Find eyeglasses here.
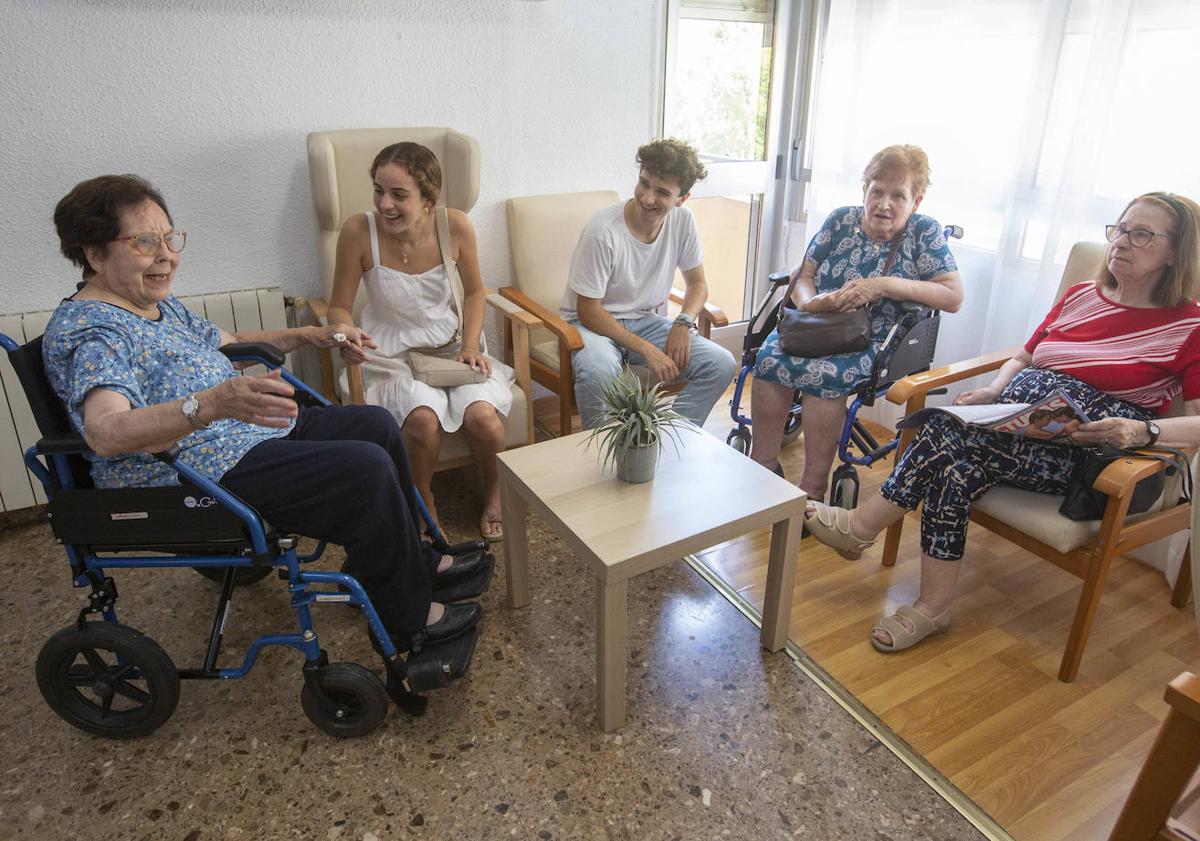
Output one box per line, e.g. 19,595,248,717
112,230,187,255
1105,224,1174,248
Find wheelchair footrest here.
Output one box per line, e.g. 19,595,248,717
432,553,494,603
404,625,479,694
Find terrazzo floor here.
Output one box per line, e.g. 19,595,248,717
0,466,985,841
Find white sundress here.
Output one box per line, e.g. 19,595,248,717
351,209,515,431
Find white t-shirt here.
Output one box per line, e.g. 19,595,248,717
560,201,704,321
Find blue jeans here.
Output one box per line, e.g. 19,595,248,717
571,315,737,428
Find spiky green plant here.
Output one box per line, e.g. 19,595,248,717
584,366,689,474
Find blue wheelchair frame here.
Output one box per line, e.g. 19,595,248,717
4,333,477,736
726,225,961,507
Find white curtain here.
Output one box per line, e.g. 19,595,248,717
797,0,1200,383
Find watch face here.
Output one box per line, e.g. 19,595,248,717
182,395,198,415
1150,421,1161,435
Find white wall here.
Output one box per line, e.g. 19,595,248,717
0,0,663,313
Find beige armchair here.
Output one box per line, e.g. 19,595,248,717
881,242,1193,682
305,127,535,469
501,190,728,436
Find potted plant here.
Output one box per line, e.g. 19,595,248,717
584,366,690,483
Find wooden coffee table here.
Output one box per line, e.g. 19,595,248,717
498,426,806,730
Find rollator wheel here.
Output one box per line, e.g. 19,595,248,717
726,427,752,455
192,566,273,586
829,465,860,510
300,662,389,738
781,408,803,447
36,622,179,739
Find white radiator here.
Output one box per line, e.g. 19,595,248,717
0,287,293,514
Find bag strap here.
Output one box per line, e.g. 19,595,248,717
434,206,465,343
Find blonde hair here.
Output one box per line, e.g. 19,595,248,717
1097,192,1200,307
862,144,930,197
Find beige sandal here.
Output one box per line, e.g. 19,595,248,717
804,501,875,560
870,604,952,653
480,510,504,543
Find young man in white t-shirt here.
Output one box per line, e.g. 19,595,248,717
560,138,738,428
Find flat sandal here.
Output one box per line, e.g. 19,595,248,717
804,501,875,560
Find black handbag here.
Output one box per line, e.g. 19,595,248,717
1058,445,1190,521
775,235,899,358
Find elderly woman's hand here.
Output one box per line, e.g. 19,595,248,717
209,369,299,429
1070,417,1155,449
318,324,376,365
456,347,492,377
835,277,892,308
954,386,1001,406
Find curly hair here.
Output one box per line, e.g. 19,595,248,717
862,145,931,197
1097,192,1200,307
369,142,442,206
54,174,172,280
636,138,708,195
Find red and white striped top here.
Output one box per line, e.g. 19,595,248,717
1025,282,1200,414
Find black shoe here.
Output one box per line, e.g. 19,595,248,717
420,601,482,643
432,549,488,585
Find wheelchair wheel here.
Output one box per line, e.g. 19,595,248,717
36,622,179,739
726,426,751,455
301,662,389,738
781,409,803,447
192,565,273,586
829,464,860,510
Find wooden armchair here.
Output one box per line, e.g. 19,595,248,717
304,127,535,470
880,242,1193,682
501,191,728,436
1108,672,1200,841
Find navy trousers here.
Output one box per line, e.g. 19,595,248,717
221,404,432,642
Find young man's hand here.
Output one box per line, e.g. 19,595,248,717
665,323,693,370
642,345,680,383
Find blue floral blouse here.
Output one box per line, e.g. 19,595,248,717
754,206,958,399
42,295,293,488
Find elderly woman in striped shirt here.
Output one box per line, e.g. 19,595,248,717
804,192,1200,653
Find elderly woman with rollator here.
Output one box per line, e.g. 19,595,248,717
805,191,1200,652
750,145,964,501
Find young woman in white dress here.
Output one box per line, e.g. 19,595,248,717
328,143,515,541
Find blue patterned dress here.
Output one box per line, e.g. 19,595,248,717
753,207,958,399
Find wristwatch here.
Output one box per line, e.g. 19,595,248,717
181,393,210,430
1144,419,1161,446
673,313,697,332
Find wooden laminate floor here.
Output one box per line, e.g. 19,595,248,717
686,391,1199,841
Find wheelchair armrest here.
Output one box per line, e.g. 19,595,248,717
220,342,286,367
768,271,791,286
36,432,90,455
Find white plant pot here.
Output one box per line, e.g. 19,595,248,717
615,441,659,484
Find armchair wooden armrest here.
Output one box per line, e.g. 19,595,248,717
886,345,1020,410
668,287,729,337
486,292,536,444
1093,450,1186,500
309,296,330,324
498,286,583,351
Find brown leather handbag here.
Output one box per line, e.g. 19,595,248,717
775,235,900,358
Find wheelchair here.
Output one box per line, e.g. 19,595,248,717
727,225,962,509
2,333,491,740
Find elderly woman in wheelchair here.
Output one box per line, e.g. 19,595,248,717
805,191,1200,653
26,174,491,737
749,145,963,504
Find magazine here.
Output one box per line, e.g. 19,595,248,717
897,389,1091,441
